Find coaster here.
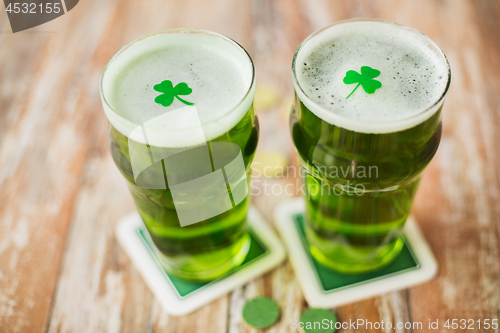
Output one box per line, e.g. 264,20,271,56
274,198,438,308
116,207,286,316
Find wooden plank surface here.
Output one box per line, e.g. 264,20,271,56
0,0,499,332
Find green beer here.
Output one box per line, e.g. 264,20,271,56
101,30,258,281
291,20,450,273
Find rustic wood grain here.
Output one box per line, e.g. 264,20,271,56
0,0,499,332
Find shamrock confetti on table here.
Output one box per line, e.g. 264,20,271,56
154,80,194,107
343,66,382,99
299,308,338,333
242,296,280,329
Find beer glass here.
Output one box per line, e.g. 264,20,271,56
100,30,258,281
290,20,450,273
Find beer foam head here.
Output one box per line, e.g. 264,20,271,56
101,30,255,147
294,20,450,133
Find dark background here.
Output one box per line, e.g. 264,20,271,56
4,0,78,32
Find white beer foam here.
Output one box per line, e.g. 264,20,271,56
101,30,254,147
294,21,449,134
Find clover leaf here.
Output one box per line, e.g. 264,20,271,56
343,66,382,99
154,80,194,107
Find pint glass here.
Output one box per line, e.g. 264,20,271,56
100,30,258,281
290,20,450,273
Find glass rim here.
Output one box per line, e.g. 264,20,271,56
291,19,451,133
99,28,256,130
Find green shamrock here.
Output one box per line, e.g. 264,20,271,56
154,80,194,107
343,66,382,99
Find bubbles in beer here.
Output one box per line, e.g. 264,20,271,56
102,32,254,144
295,21,449,133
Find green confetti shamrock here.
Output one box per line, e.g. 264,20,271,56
154,80,194,107
343,66,382,99
242,296,280,329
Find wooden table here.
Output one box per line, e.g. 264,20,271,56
1,0,499,332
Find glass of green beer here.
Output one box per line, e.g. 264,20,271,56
100,29,258,281
290,20,450,273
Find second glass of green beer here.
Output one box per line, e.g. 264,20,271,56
290,20,450,273
100,29,258,281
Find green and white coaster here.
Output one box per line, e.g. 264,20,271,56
274,198,438,308
116,207,285,316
